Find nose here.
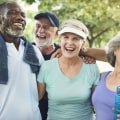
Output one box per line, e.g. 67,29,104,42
67,39,74,44
15,12,26,24
38,27,45,33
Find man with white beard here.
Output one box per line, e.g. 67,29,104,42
34,12,60,120
34,12,60,61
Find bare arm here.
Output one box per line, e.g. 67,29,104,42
37,82,46,100
80,48,108,62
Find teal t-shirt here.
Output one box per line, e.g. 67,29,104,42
37,58,100,120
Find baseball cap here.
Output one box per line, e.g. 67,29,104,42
34,12,59,28
58,19,89,40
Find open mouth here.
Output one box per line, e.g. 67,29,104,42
36,33,47,40
13,23,24,30
65,47,75,51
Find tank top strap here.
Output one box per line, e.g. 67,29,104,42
101,71,112,82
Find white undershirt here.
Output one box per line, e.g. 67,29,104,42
0,40,44,120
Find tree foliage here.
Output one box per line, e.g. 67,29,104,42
1,0,120,48
37,0,120,48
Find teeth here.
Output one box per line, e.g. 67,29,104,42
40,35,46,37
36,33,46,37
66,47,74,51
65,47,75,51
14,23,22,28
36,32,40,36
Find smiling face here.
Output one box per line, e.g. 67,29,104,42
34,18,57,48
1,2,26,38
59,32,85,59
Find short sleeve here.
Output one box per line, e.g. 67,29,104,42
37,61,46,84
92,64,100,86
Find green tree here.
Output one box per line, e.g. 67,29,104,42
34,0,120,48
1,0,120,48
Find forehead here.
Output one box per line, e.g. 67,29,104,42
4,2,23,13
36,18,51,25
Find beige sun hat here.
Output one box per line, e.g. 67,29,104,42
58,19,89,40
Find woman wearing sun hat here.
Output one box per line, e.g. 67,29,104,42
37,19,100,120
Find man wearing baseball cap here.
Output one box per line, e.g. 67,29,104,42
34,12,60,120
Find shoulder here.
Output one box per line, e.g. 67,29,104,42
42,58,57,65
82,62,100,76
32,45,44,64
100,71,112,79
40,58,58,71
83,62,99,69
54,43,60,49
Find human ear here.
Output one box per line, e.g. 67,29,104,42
81,40,85,49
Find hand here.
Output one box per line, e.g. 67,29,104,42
81,47,88,53
83,56,96,64
50,48,62,59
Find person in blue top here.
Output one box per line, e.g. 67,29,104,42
37,19,100,120
34,12,96,120
92,33,120,120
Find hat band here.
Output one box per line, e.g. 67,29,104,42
58,27,87,40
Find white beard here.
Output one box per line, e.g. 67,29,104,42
6,27,23,38
35,37,54,48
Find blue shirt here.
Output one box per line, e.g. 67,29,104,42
92,71,115,120
37,58,100,120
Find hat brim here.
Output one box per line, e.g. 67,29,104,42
58,27,87,40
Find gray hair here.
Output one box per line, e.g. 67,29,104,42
105,33,120,67
0,2,19,16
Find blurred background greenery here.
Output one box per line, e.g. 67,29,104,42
1,0,120,48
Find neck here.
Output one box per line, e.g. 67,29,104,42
113,61,120,73
113,67,120,76
39,45,55,55
1,32,20,49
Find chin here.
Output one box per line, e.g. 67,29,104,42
6,28,23,37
